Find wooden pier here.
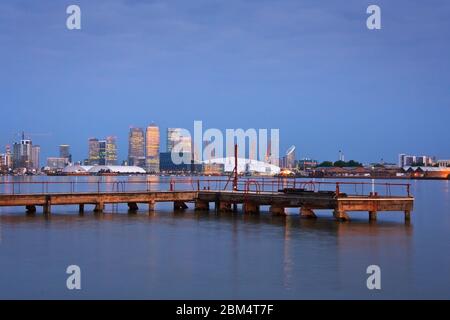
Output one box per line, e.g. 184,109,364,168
0,179,414,222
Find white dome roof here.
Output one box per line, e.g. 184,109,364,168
63,165,93,173
203,157,280,175
88,166,146,174
63,165,146,174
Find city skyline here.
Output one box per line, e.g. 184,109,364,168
1,124,450,168
1,1,449,164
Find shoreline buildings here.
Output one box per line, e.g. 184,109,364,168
398,153,435,167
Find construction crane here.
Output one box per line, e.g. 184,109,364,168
13,131,52,141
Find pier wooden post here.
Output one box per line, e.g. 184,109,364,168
270,205,286,216
43,204,51,215
369,211,377,221
43,196,51,215
195,200,209,211
174,201,188,211
79,204,85,214
404,210,411,221
94,202,104,213
333,210,349,221
243,202,259,214
148,201,155,213
300,207,317,219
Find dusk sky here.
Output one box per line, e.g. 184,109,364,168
1,0,449,164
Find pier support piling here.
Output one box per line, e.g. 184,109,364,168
94,202,104,213
300,207,317,219
333,210,349,221
128,202,139,213
404,210,411,222
243,202,259,215
369,211,377,221
195,200,209,211
270,205,286,216
26,205,36,214
174,201,188,211
218,201,232,212
43,204,51,215
148,201,155,213
79,204,85,214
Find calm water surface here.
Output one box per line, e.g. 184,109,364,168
0,176,449,299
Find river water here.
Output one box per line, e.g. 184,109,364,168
0,176,449,299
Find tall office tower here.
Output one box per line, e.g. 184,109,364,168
59,145,72,164
146,124,160,173
285,145,296,169
12,133,33,169
128,127,145,167
167,128,192,153
98,140,107,165
105,136,118,166
88,138,100,165
0,153,5,170
31,145,41,171
5,145,12,169
398,154,407,167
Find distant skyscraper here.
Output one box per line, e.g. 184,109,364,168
128,127,145,168
99,140,107,165
167,128,192,153
146,124,160,173
59,145,72,164
105,136,118,166
31,145,41,171
0,153,6,171
88,138,100,165
5,145,12,169
285,145,296,169
13,133,33,170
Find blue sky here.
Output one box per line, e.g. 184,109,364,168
1,0,449,164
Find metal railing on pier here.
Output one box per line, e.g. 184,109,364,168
0,177,411,198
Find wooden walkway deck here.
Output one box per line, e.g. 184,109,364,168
0,186,414,221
